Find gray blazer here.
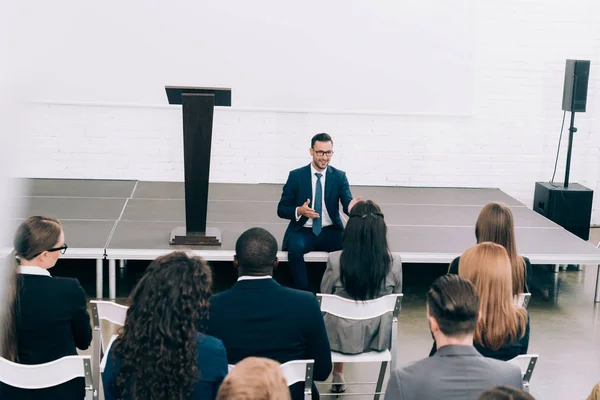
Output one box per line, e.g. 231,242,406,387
384,345,523,400
320,251,402,354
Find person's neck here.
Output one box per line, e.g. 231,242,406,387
434,333,474,349
238,270,273,278
19,260,49,269
312,162,326,173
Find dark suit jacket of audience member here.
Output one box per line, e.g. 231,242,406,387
207,278,332,400
0,273,93,400
430,314,530,361
385,345,523,400
277,164,353,250
448,256,533,293
103,334,228,400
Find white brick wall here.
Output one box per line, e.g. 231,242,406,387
17,0,600,224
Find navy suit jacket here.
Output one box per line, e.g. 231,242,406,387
277,164,353,250
207,278,332,399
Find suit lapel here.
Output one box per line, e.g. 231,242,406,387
303,164,313,203
324,167,334,209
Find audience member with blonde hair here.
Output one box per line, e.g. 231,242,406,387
587,382,600,400
479,385,536,400
217,357,291,400
449,202,532,295
433,242,530,361
385,275,522,400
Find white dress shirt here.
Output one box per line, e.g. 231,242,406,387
295,164,333,229
237,275,273,281
19,265,51,276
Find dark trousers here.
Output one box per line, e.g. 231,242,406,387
287,226,343,290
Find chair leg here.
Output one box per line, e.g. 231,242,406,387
594,265,600,303
91,329,101,400
373,361,388,400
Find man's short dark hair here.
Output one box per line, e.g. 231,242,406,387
235,228,278,273
311,133,333,148
426,275,479,337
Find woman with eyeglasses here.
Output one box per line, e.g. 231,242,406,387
0,216,92,399
320,200,402,393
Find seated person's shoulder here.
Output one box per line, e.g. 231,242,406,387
50,276,86,295
289,165,309,176
394,357,434,381
482,355,522,375
277,285,319,302
197,333,226,353
328,165,346,177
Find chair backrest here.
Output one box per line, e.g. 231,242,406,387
280,359,314,387
100,334,119,373
89,300,129,399
0,355,93,393
90,301,128,327
515,293,531,308
317,293,402,372
507,354,538,387
316,294,403,320
227,359,314,400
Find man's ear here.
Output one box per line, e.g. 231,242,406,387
233,255,239,269
428,316,440,333
309,147,314,156
273,257,279,272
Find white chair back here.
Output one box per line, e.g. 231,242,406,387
227,359,314,400
317,293,403,400
317,294,402,320
507,354,539,391
0,355,95,399
280,359,314,386
90,300,128,327
515,293,531,308
89,300,128,399
100,334,119,373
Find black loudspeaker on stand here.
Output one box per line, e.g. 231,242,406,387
533,60,593,241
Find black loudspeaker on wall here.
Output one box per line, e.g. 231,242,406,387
562,59,590,112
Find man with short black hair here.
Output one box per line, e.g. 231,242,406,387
384,275,523,400
277,133,360,290
208,227,332,400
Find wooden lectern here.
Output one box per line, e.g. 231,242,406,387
165,86,232,245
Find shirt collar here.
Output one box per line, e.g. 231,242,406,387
237,275,273,282
310,164,327,177
19,266,51,277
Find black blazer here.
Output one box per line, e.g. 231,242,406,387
448,255,533,293
430,314,530,362
0,273,93,400
207,278,332,400
277,164,353,250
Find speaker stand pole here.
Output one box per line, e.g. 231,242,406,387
563,111,577,188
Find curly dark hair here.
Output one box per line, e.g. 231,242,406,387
112,251,213,400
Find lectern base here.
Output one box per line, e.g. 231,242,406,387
169,227,222,246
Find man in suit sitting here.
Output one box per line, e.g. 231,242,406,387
277,133,360,290
207,227,332,400
384,275,523,400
